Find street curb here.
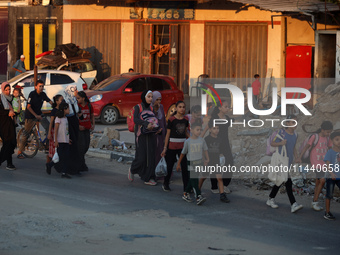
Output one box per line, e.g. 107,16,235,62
87,148,135,162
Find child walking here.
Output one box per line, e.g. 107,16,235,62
77,91,95,172
251,74,261,104
161,101,189,191
323,131,340,220
267,115,303,213
11,88,22,126
177,122,208,205
209,100,233,194
298,121,333,211
199,123,230,203
46,102,72,179
46,94,63,170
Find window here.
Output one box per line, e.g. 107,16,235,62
125,78,147,93
60,65,72,71
51,74,74,85
94,77,128,91
148,77,171,91
19,73,46,87
71,63,84,73
84,62,94,72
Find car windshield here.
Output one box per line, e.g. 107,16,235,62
8,72,28,83
93,77,128,91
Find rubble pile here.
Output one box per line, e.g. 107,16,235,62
37,43,92,67
296,82,340,137
90,127,135,156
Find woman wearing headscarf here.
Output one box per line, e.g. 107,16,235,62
128,90,157,185
0,82,16,170
152,91,166,167
63,85,81,175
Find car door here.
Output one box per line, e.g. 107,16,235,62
121,77,147,117
70,62,96,86
15,73,47,110
80,62,97,86
44,73,76,110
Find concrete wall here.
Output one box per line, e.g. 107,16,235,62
287,17,340,46
121,21,134,73
189,23,204,83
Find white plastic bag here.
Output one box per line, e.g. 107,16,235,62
268,146,289,186
155,157,167,177
220,155,225,166
52,151,59,163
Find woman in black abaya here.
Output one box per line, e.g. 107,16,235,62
0,82,16,170
128,90,157,185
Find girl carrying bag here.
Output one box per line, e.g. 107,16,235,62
268,145,289,186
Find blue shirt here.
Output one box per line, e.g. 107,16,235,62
275,130,297,165
12,59,26,76
323,148,340,180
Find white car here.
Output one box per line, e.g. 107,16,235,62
7,70,86,111
40,59,97,88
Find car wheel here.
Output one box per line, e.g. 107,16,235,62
100,105,119,125
166,104,176,121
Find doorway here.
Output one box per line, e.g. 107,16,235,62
152,25,170,75
314,30,339,103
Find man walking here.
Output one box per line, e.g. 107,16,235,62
12,55,26,76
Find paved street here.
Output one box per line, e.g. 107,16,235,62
0,151,339,255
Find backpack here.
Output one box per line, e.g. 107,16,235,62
266,128,298,156
299,133,322,163
127,104,142,132
127,104,159,133
266,129,286,156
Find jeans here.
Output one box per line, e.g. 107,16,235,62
326,179,340,199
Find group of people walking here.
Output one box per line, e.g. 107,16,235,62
0,80,94,179
2,81,339,220
127,90,340,220
128,90,234,205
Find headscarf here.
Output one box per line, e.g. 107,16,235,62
1,82,13,110
151,91,164,120
151,91,161,106
64,85,79,115
141,90,152,108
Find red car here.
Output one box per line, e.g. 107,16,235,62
85,73,184,124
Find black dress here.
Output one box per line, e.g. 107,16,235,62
0,98,16,166
130,102,156,182
210,114,233,189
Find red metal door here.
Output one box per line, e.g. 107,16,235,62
286,46,312,98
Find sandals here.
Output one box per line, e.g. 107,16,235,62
17,153,25,159
144,180,157,186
